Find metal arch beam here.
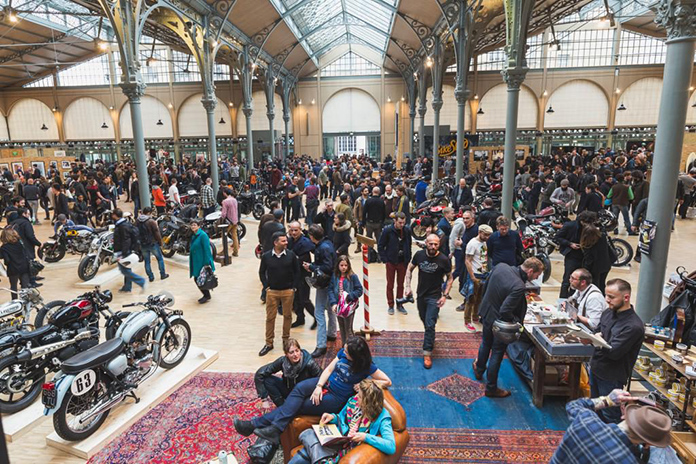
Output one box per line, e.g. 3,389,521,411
214,0,237,42
390,37,423,69
0,33,68,65
249,17,285,63
395,12,434,54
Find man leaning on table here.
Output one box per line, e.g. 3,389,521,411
589,278,644,424
565,268,607,330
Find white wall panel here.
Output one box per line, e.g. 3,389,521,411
178,94,233,137
0,113,8,141
64,97,115,140
119,96,173,139
236,91,291,136
614,77,662,127
544,80,609,128
423,85,472,131
8,99,59,141
477,84,538,130
322,88,380,133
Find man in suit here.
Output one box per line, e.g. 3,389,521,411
473,257,544,397
450,178,474,211
556,211,597,298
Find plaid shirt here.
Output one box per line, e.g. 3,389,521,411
550,398,640,464
201,184,215,209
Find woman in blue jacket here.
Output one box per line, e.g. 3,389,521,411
189,219,215,304
289,379,396,464
328,255,363,343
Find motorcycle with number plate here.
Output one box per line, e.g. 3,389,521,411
0,287,65,334
0,288,114,414
43,292,191,441
77,227,115,281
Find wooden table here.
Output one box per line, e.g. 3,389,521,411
524,323,592,408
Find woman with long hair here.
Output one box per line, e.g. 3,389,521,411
289,379,397,464
580,224,614,293
332,213,352,256
0,228,31,298
329,255,363,343
189,219,215,304
234,336,391,445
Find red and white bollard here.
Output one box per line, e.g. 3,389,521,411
357,243,380,340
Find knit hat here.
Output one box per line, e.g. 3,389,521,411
479,224,493,234
624,404,672,448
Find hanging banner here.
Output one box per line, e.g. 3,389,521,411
639,220,657,255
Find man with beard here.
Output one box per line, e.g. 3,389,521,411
287,222,316,329
589,279,644,423
404,234,453,369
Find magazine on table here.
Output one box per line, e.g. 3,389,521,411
312,423,351,447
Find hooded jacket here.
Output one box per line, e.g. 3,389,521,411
137,214,162,246
333,220,352,256
253,349,322,399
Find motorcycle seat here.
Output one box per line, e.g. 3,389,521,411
525,213,553,220
14,323,55,342
61,338,124,374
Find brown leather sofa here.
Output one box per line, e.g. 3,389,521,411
280,390,409,464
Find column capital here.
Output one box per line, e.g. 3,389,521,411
242,107,253,118
283,113,290,123
267,110,275,121
120,81,146,102
201,96,217,112
655,0,696,41
454,85,471,103
501,66,528,90
418,106,427,117
431,99,444,112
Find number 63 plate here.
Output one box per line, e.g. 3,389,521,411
71,369,97,396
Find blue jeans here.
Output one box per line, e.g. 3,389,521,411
118,263,146,291
314,287,337,350
590,373,624,424
261,376,292,406
475,321,508,393
611,205,632,232
452,249,465,287
417,297,440,355
141,244,166,280
251,378,348,432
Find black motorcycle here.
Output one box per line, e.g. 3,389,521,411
160,216,218,259
0,288,114,413
238,190,265,220
597,210,634,267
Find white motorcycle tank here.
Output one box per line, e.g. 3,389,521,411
106,354,128,376
0,301,22,318
116,310,158,344
205,211,221,221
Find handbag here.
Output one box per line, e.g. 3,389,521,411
196,265,218,290
247,437,278,464
336,277,359,318
306,269,330,289
29,259,44,277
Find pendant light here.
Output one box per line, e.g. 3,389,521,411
477,107,484,115
41,124,48,131
101,122,109,129
618,103,627,111
546,106,555,114
219,117,226,124
156,119,164,126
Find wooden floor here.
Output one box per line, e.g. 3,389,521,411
7,199,696,463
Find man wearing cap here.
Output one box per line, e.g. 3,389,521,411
550,178,576,213
462,224,492,333
551,389,671,464
590,278,645,424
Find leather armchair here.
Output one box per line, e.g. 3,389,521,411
280,390,409,464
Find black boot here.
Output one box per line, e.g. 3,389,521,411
254,425,281,445
291,319,305,328
234,418,255,437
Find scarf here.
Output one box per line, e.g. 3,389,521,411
282,353,304,381
326,395,374,464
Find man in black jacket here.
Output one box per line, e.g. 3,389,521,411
52,183,70,223
450,178,474,211
112,208,146,293
589,279,644,423
364,187,386,244
11,208,42,286
23,179,40,224
313,200,336,242
474,258,544,397
378,212,412,315
477,198,501,229
260,209,286,256
288,221,315,329
556,211,597,298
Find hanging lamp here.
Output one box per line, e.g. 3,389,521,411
546,106,555,114
618,103,626,111
477,107,484,115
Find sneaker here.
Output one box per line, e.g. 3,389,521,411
423,355,432,369
455,304,466,312
198,296,211,304
119,288,131,293
485,388,511,398
397,305,408,315
161,273,169,280
465,323,476,333
148,276,155,283
388,307,395,315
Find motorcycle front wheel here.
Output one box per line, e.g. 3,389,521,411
54,378,110,441
40,242,66,263
538,253,552,283
0,356,44,414
34,300,67,328
610,238,634,267
158,318,192,369
77,255,100,281
161,234,176,258
253,203,264,220
234,222,247,241
411,222,427,241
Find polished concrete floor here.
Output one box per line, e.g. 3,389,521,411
7,199,696,463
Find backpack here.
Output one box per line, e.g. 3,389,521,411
127,222,141,253
137,219,155,247
368,247,380,264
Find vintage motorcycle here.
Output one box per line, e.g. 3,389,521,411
43,292,191,441
237,189,265,220
77,228,115,281
201,210,246,241
597,209,634,267
39,225,104,263
411,191,451,240
0,287,65,333
160,216,218,259
519,224,556,283
0,288,113,413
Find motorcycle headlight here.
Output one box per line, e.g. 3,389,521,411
538,237,548,247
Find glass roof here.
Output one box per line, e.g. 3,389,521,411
270,0,396,62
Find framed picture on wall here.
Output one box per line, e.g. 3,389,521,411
61,161,71,169
11,162,23,173
62,171,70,179
473,150,487,161
54,150,66,157
50,161,58,169
0,163,9,172
516,149,525,160
31,161,46,177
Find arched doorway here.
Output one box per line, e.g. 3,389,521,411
322,88,380,160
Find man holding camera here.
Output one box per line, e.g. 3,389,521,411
474,258,544,397
404,234,453,369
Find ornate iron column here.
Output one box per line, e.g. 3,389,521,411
453,0,477,181
636,0,696,321
262,66,278,161
201,16,219,194
96,0,151,207
417,68,428,160
429,39,445,182
406,75,417,157
501,0,535,219
280,78,294,162
239,45,255,173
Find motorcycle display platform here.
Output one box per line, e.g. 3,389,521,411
46,346,218,459
42,257,81,271
3,401,45,442
547,252,632,273
74,267,122,287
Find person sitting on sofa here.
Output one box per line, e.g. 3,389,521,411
254,338,323,407
234,336,392,445
289,379,396,464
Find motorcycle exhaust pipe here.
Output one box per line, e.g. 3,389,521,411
79,390,129,423
29,330,92,360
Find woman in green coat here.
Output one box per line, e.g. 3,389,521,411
189,219,215,303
